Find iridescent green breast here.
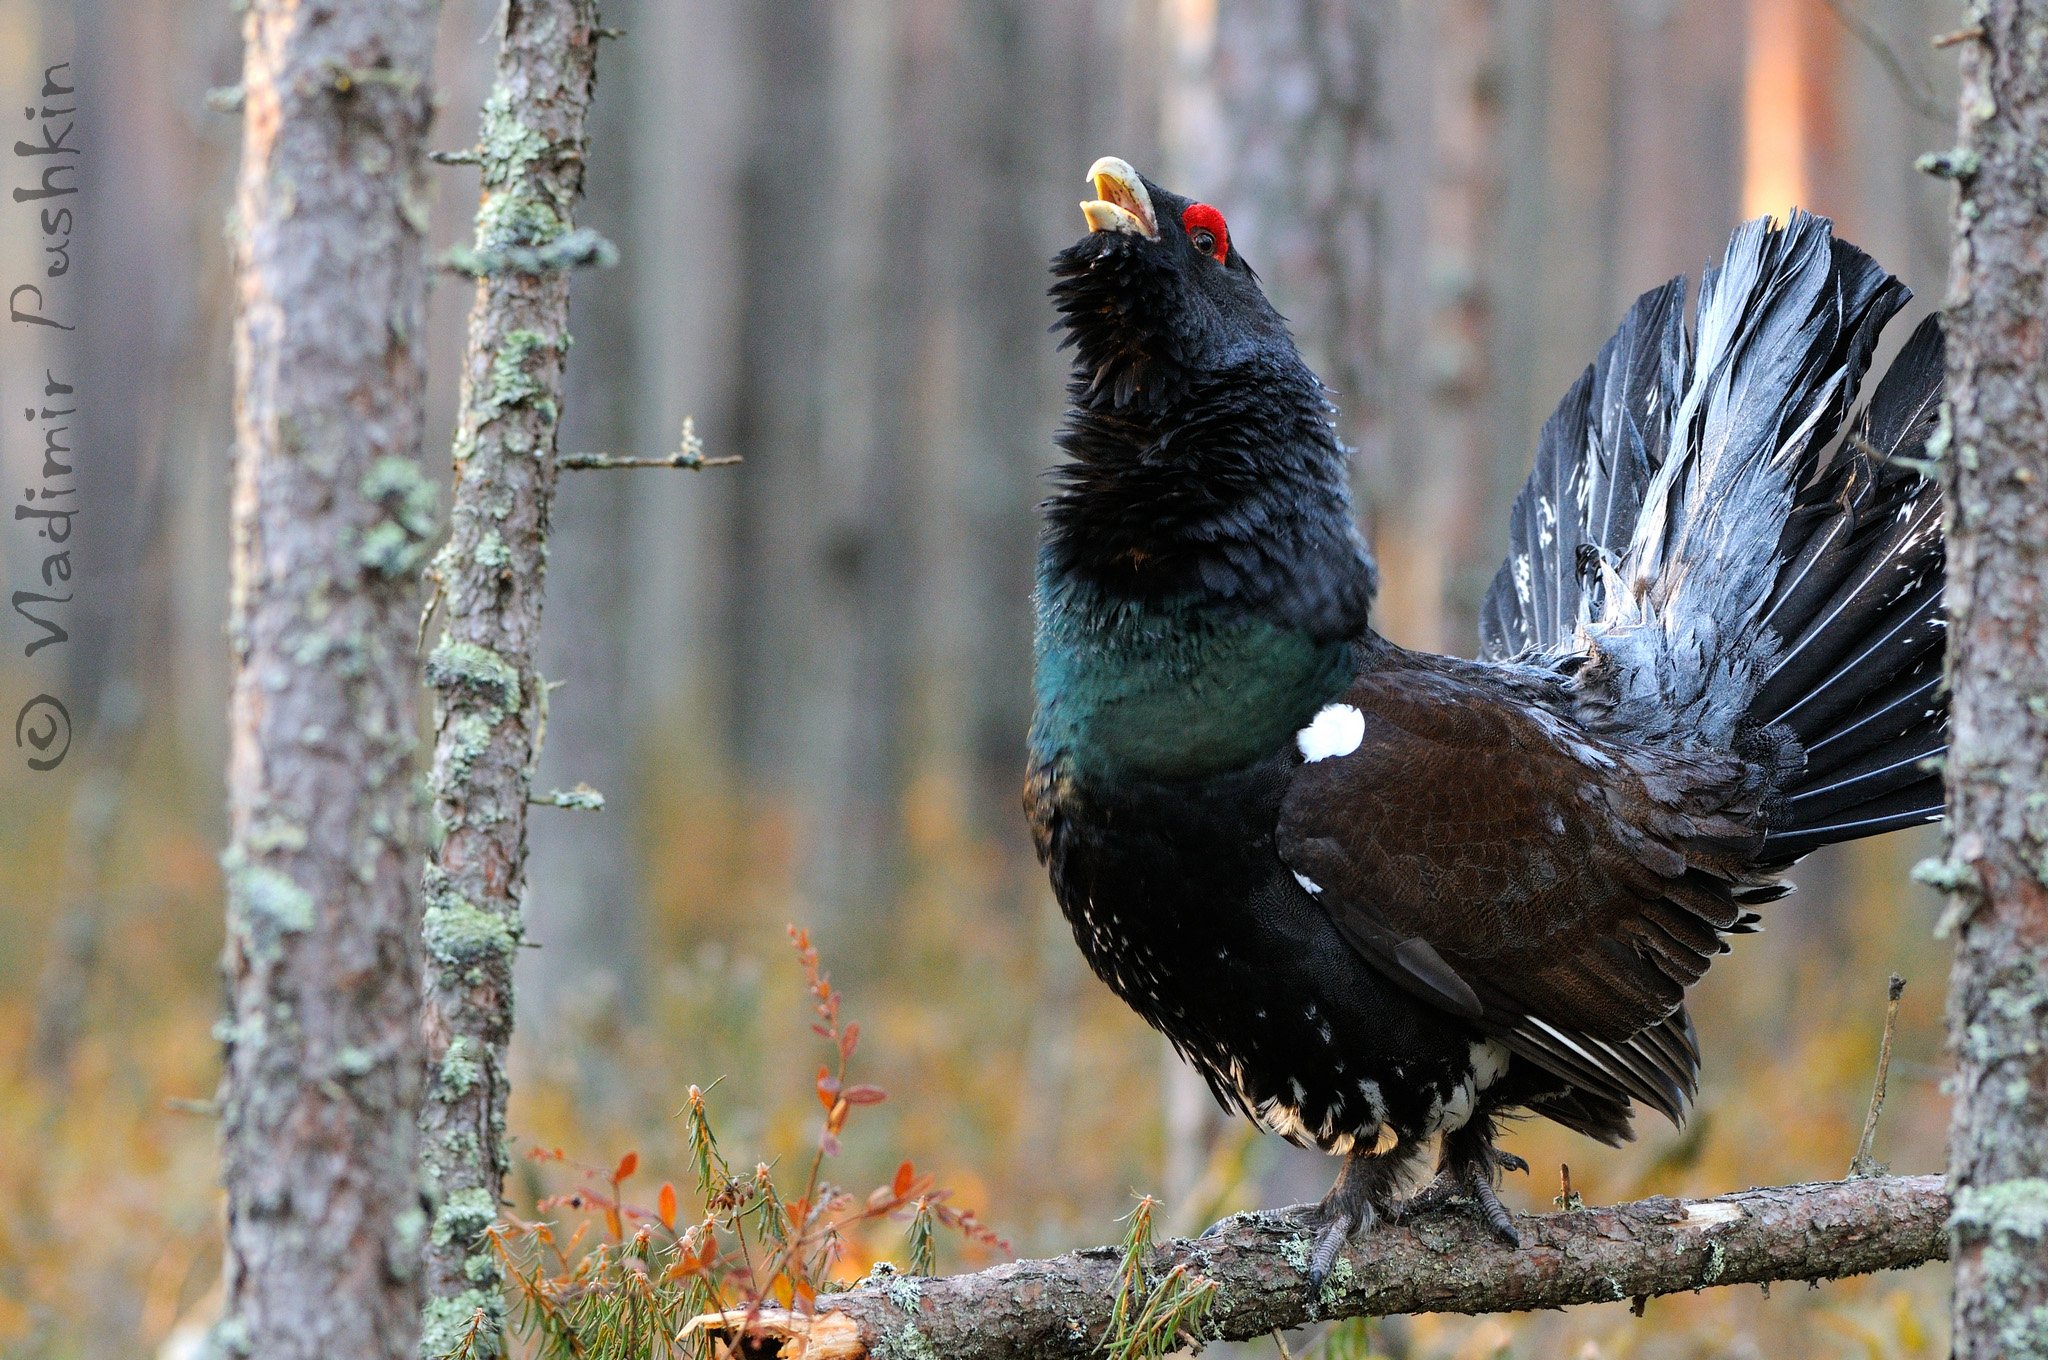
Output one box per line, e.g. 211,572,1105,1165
1031,575,1353,783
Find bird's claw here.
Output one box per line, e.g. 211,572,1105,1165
1467,1172,1521,1248
1305,1203,1366,1291
1389,1161,1522,1247
1497,1151,1530,1175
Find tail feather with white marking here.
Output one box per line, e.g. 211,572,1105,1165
1480,211,1945,862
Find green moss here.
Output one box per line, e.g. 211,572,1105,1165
423,896,517,969
1953,1178,2048,1242
1953,1179,2048,1358
474,530,511,570
363,456,438,534
244,817,308,854
395,1205,429,1253
208,1317,255,1359
229,863,315,960
486,330,556,414
360,522,431,576
426,639,521,715
1912,855,1974,891
444,711,497,785
359,457,440,577
1278,1229,1313,1275
434,1186,499,1249
1915,147,1982,180
420,1289,502,1360
336,1046,377,1077
471,86,558,264
440,1035,483,1097
872,1264,922,1314
537,784,605,810
876,1322,940,1360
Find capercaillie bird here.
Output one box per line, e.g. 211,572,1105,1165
1026,157,1946,1284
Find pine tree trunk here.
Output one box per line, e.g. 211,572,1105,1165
418,3,605,1356
217,4,441,1358
1936,4,2048,1356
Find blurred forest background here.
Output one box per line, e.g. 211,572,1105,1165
0,0,1970,1355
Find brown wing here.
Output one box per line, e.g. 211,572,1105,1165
1277,658,1772,1125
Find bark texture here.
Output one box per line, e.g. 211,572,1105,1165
1198,0,1386,487
217,4,441,1359
418,4,604,1355
1936,5,2048,1357
698,1177,1949,1359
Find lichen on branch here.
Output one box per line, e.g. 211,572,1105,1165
696,1176,1950,1360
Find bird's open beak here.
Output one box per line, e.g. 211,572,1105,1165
1080,156,1158,240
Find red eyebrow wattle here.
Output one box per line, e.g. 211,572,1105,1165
1182,203,1229,261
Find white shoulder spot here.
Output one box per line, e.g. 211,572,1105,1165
1297,703,1365,763
1291,870,1324,897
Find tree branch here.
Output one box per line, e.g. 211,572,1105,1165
693,1176,1949,1358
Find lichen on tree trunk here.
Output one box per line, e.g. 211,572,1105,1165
1934,4,2048,1357
217,3,441,1358
418,3,605,1356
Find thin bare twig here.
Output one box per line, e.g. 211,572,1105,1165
559,416,741,470
559,451,744,470
1850,975,1907,1177
1821,0,1949,121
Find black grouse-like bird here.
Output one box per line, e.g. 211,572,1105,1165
1027,157,1946,1281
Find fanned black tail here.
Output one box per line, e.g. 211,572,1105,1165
1480,212,1946,865
1751,316,1945,859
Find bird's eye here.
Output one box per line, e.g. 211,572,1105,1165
1181,203,1230,264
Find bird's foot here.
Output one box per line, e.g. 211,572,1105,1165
1462,1166,1520,1247
1304,1198,1373,1292
1301,1142,1411,1293
1390,1130,1524,1248
1389,1170,1460,1223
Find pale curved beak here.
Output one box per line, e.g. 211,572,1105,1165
1080,156,1158,239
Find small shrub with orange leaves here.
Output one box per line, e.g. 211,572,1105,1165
438,927,1007,1360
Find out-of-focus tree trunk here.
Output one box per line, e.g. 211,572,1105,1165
722,0,834,889
1411,0,1503,651
1192,0,1501,653
950,0,1061,822
799,0,919,941
725,0,930,947
1193,0,1390,524
216,3,439,1357
1935,4,2048,1355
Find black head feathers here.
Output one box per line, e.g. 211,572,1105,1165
1043,156,1377,642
